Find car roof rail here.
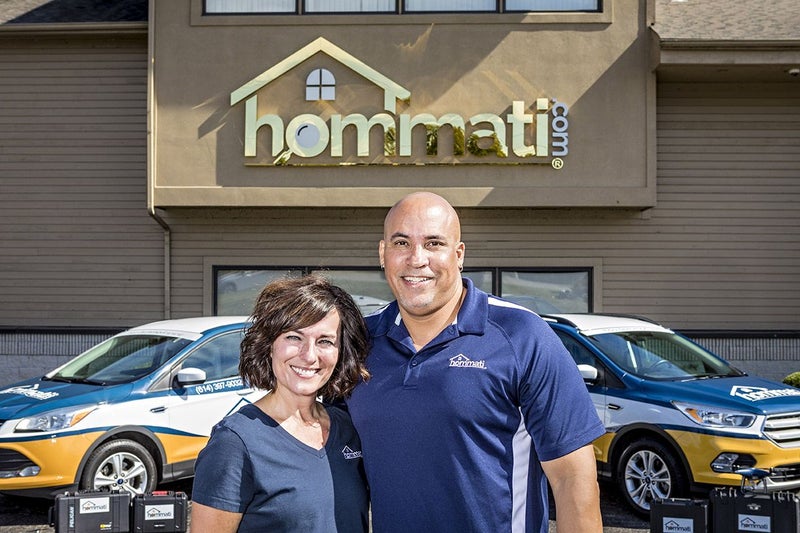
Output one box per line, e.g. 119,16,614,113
539,314,580,328
539,313,665,329
596,313,664,326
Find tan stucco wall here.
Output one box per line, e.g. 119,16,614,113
151,0,656,208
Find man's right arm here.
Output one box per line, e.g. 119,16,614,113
541,444,603,533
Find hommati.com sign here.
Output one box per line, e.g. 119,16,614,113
230,38,569,169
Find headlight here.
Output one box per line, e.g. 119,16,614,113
673,401,756,428
14,406,96,432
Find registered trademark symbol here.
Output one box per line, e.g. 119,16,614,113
551,158,564,170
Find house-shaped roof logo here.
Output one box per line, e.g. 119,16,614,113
227,37,563,165
739,516,770,530
230,37,410,114
449,353,487,369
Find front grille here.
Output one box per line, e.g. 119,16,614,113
0,448,37,473
771,463,800,481
764,411,800,448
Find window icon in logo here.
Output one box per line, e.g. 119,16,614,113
306,68,335,101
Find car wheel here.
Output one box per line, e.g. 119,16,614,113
616,438,687,517
80,439,157,495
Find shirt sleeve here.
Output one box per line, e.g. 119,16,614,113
191,423,254,513
517,317,605,462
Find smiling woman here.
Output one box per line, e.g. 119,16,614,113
190,275,371,533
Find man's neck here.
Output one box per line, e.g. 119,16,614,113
401,285,466,351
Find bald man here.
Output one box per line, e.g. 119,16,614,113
346,192,605,533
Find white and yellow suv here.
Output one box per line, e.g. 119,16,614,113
0,317,261,498
543,313,800,517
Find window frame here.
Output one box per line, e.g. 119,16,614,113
203,1,602,15
194,0,610,25
211,264,593,315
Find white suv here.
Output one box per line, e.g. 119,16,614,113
544,313,800,516
0,317,261,498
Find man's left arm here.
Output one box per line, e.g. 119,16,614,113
541,444,603,533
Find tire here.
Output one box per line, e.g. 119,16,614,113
80,439,157,495
616,437,687,517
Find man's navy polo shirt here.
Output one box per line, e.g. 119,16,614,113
347,278,605,533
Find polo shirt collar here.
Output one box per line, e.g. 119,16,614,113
374,277,488,341
456,277,488,336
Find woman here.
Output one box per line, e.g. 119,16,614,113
191,275,370,533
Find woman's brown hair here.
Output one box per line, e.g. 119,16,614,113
239,275,370,399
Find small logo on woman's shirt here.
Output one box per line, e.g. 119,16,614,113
342,446,363,459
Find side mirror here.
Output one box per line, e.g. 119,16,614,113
176,367,207,386
577,364,598,384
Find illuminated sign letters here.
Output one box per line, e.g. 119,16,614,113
231,38,569,167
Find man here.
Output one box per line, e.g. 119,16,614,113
347,192,605,532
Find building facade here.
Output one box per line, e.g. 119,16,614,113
1,0,798,384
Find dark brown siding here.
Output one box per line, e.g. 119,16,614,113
0,33,162,327
650,82,800,329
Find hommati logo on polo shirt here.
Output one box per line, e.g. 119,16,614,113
342,446,362,460
449,354,486,369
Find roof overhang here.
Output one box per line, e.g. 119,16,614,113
650,28,800,82
0,21,147,36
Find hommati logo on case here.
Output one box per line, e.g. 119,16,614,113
80,497,110,514
146,505,175,520
739,514,771,531
663,517,694,532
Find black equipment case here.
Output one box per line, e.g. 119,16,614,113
131,490,188,532
50,490,131,533
650,497,709,533
710,486,800,533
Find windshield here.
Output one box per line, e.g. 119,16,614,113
47,334,193,385
585,331,744,380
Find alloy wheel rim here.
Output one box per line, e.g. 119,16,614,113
92,451,148,495
623,449,671,511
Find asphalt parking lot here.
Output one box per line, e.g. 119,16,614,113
0,479,649,533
